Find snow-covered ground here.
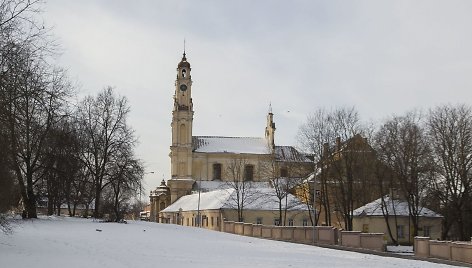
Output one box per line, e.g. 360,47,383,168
0,217,458,268
387,245,414,255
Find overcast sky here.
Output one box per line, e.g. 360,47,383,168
42,0,472,195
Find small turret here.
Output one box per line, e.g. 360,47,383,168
265,103,276,151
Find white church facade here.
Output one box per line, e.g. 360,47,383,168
149,53,314,226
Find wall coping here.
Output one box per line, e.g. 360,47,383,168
360,233,384,236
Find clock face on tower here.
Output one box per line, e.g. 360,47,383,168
179,84,187,91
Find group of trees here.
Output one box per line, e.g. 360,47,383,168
297,104,472,241
0,0,143,228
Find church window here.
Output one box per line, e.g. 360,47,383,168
159,202,166,211
244,165,254,181
182,69,186,78
186,218,189,226
280,168,288,177
302,218,308,226
288,219,294,226
211,217,214,226
213,163,222,180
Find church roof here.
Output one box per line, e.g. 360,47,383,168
194,181,271,192
275,146,312,163
353,195,442,218
193,136,270,154
161,188,308,212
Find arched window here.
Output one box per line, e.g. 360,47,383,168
182,69,186,78
159,202,166,210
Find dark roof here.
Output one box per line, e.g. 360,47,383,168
275,146,312,163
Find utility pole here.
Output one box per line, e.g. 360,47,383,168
197,176,202,227
313,174,318,245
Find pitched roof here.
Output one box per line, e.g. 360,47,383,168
275,146,312,163
162,188,308,212
353,195,442,218
193,136,270,154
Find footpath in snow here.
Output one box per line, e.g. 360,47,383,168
0,216,461,268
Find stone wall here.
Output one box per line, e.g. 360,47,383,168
224,221,385,252
414,237,472,265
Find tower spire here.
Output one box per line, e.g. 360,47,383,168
183,38,186,57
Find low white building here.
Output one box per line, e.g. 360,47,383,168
160,187,312,230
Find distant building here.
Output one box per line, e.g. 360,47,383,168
304,134,395,230
352,195,443,245
149,53,314,224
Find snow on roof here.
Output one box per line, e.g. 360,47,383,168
353,195,442,218
194,181,271,192
162,187,308,213
193,136,270,154
275,146,312,163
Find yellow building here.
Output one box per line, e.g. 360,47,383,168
352,196,443,245
150,53,313,224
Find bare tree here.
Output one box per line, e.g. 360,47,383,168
297,107,371,230
297,108,335,226
77,87,136,218
0,0,70,220
428,104,472,240
107,149,144,221
375,111,433,241
0,0,40,28
38,117,84,216
1,44,71,218
0,119,18,233
223,157,260,222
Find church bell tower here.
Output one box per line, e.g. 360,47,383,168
167,52,195,203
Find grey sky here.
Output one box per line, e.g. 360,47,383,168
43,0,472,194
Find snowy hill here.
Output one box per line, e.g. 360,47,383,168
0,217,456,268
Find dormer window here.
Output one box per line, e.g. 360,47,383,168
182,69,186,78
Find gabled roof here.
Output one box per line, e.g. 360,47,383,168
353,195,442,218
193,136,270,154
162,188,308,212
